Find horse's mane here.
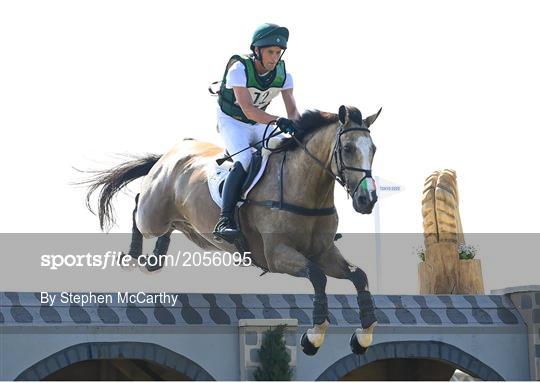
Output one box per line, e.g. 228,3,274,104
275,110,339,152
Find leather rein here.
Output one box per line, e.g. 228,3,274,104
243,122,374,216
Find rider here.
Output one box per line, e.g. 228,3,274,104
213,23,301,243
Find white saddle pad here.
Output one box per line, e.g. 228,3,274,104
208,149,271,209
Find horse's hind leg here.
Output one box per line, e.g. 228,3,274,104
127,193,143,258
314,245,377,355
146,228,173,272
263,242,330,356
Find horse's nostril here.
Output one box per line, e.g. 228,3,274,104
358,196,367,204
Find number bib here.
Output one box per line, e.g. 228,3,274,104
247,87,282,109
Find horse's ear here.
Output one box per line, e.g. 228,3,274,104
338,105,349,125
364,107,382,128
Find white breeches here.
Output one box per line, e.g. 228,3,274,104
217,108,286,170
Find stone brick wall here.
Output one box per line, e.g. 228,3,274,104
238,319,298,380
492,285,540,381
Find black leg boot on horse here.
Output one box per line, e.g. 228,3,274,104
120,193,143,265
213,161,247,244
300,262,330,356
349,268,378,355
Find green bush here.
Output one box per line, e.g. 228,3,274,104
416,243,477,262
417,247,426,262
457,243,477,260
254,324,293,381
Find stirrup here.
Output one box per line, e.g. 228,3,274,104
213,218,241,243
213,229,242,244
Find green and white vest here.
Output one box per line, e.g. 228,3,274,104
217,54,287,124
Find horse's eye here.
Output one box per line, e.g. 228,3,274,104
343,144,354,153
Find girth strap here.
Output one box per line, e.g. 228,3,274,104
243,199,337,216
242,151,337,217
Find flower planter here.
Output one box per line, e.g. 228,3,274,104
457,259,484,294
418,242,484,294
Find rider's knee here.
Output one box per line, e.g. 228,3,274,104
231,161,247,173
235,152,252,170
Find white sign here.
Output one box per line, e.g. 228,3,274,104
375,176,404,199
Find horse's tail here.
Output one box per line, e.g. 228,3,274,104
74,153,162,231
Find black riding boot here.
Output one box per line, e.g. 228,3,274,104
213,161,247,243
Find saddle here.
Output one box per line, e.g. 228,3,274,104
207,145,271,210
220,147,263,197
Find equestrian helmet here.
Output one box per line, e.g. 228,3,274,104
251,23,289,49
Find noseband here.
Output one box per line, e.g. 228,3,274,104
332,124,374,198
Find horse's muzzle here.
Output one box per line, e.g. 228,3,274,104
353,191,378,214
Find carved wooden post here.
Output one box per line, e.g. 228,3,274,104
419,242,460,294
419,169,484,294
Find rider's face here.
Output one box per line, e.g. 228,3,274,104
257,46,283,69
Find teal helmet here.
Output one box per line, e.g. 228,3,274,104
251,23,289,49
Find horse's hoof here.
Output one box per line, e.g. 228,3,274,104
144,255,164,272
119,252,137,271
349,332,368,355
121,251,139,259
120,251,135,261
301,332,320,356
146,263,163,272
138,255,160,274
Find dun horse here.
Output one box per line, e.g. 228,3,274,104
83,105,382,355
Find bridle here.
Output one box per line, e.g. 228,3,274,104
332,124,374,197
291,121,375,199
244,119,376,218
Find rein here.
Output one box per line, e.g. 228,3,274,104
244,121,374,216
292,122,374,198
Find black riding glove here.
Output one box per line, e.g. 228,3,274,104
276,117,297,134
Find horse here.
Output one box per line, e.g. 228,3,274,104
81,105,382,356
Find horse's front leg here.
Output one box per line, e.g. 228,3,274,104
263,241,330,356
314,244,378,355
